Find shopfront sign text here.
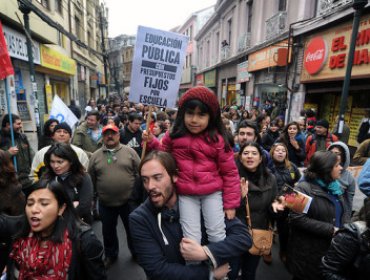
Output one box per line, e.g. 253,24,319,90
301,15,370,82
40,45,76,75
2,25,40,64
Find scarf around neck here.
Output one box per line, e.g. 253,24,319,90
315,178,343,196
10,230,72,279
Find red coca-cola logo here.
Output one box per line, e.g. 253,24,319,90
304,37,328,75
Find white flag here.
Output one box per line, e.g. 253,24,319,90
49,95,78,129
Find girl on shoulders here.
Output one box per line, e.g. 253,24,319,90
144,86,240,246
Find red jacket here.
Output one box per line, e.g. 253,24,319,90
148,131,241,209
304,133,338,166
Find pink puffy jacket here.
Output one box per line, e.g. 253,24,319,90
148,131,241,209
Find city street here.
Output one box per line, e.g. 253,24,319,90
92,219,292,280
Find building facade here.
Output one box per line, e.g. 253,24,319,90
0,0,107,149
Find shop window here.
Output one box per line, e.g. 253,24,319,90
278,0,286,11
36,0,49,10
55,0,63,15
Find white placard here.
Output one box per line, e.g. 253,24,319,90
129,26,189,108
50,95,78,129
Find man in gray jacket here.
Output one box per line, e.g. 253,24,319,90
88,124,140,269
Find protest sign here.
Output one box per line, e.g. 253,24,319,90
129,26,188,108
50,95,78,129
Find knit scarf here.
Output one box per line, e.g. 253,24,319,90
10,230,72,279
315,179,343,196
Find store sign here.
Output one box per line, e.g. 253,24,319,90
301,14,370,82
40,45,76,75
248,40,290,72
204,70,216,87
2,25,41,64
237,61,249,83
304,37,328,75
195,73,204,85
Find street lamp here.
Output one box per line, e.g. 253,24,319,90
337,0,368,136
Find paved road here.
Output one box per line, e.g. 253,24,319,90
92,220,292,280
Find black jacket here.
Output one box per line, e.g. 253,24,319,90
321,221,370,280
236,160,278,229
261,130,280,151
119,125,142,157
7,224,106,280
270,162,301,193
287,181,349,280
129,198,252,280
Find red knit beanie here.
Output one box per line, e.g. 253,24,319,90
178,86,219,116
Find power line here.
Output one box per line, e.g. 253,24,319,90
17,0,104,59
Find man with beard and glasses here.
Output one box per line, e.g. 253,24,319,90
129,150,252,280
88,124,140,269
0,114,34,196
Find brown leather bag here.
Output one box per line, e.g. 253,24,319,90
245,197,273,256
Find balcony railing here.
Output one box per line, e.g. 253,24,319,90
238,32,251,52
265,11,287,41
317,0,352,16
220,45,231,60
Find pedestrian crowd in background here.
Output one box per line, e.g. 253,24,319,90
0,86,370,280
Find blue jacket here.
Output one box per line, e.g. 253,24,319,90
359,159,370,196
129,198,251,280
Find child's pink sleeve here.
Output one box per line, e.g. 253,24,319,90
217,143,241,209
146,131,171,152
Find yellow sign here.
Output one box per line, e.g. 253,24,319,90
301,14,370,82
40,45,76,75
45,84,53,112
248,40,290,72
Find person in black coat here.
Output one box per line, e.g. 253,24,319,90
0,150,25,273
38,119,59,150
6,180,106,279
321,197,370,280
276,121,305,167
269,143,301,263
42,143,93,224
261,120,280,152
287,151,349,280
235,142,285,280
129,150,252,280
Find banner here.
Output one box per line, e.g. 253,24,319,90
129,26,188,108
50,95,78,129
0,21,14,80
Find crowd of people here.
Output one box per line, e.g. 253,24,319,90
0,86,369,280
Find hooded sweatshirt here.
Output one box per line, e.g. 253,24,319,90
328,141,356,220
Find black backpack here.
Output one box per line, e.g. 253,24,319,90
357,119,370,144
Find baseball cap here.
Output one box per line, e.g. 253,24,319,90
102,124,119,134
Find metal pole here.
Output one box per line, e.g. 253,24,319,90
18,0,41,139
337,0,368,135
4,77,18,171
100,7,109,98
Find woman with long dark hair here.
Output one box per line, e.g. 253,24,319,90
269,143,301,263
7,180,106,279
38,118,59,149
287,151,348,280
0,150,25,273
42,143,93,224
276,121,305,167
235,142,284,280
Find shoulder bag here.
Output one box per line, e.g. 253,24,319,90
245,197,273,256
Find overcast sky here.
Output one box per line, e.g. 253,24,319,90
104,0,217,37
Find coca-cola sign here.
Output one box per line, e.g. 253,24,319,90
303,37,328,75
